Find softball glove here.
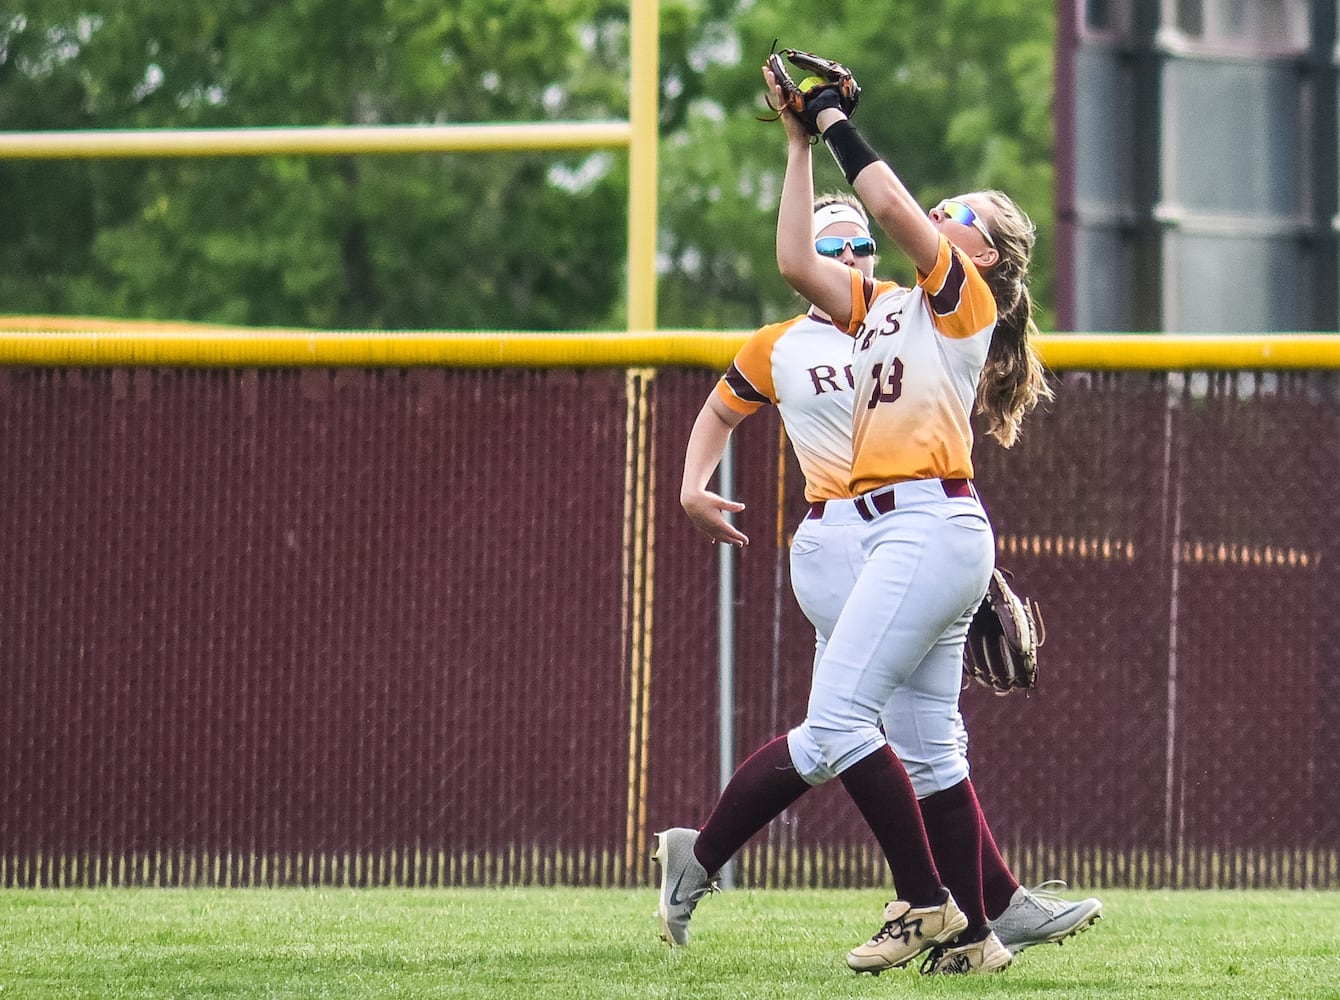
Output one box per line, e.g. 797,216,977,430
764,44,860,135
963,568,1045,696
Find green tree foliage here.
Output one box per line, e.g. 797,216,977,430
0,1,1054,331
656,0,1056,331
0,1,630,329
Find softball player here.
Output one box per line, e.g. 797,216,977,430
653,72,1064,976
679,194,1100,968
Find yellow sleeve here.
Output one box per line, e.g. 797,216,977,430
713,317,795,415
844,274,901,335
917,236,997,339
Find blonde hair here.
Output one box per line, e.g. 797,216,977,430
972,190,1053,448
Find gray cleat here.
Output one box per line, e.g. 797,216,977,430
651,827,718,946
988,881,1103,955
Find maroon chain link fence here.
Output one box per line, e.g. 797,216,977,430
1,366,1337,889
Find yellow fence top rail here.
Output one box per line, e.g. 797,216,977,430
0,318,1337,370
0,329,739,370
1040,333,1340,371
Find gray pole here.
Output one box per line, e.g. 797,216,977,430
716,438,737,889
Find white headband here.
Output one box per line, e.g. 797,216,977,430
812,203,870,239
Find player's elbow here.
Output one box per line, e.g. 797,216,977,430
776,247,811,289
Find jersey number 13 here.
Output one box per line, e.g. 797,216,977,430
867,358,905,409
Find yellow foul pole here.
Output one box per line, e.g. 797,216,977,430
628,0,659,332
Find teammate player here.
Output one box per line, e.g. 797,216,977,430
678,193,1101,970
653,67,1065,975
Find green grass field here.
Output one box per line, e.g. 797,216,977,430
1,887,1338,999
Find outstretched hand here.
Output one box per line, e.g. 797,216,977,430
681,489,749,547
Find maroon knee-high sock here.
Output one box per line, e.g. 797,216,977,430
918,779,987,932
980,814,1020,920
838,745,942,906
693,735,810,875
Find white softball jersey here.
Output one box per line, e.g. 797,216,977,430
843,237,997,494
713,311,860,503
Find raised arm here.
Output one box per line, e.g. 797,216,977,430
813,107,941,277
764,65,865,330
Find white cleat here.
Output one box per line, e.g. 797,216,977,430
846,892,970,974
920,930,1013,974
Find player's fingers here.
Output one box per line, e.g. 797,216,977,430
698,514,748,547
698,491,744,514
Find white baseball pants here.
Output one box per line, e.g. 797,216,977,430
785,479,994,796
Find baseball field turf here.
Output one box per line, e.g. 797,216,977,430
1,887,1337,998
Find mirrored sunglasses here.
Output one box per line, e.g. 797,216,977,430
936,199,995,247
815,235,877,258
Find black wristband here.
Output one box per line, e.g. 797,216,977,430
822,119,881,185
